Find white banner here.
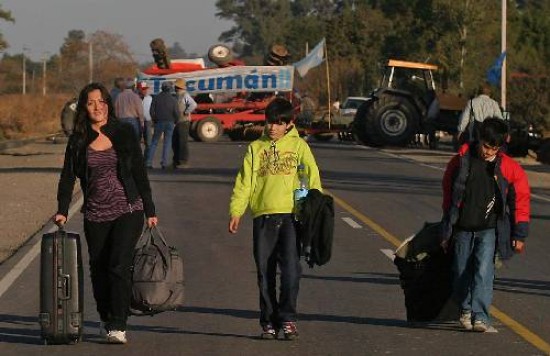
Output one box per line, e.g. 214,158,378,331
138,66,294,95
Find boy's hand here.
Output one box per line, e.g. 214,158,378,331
228,216,241,234
513,239,525,253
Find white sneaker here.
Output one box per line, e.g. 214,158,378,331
99,321,107,337
459,312,473,330
106,330,127,344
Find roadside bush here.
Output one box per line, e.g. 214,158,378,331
0,94,71,140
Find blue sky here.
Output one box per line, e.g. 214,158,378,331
0,0,232,61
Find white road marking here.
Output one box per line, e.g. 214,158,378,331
380,249,395,261
342,217,362,229
0,195,83,299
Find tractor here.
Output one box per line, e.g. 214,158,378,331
353,59,466,148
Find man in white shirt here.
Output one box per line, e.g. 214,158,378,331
457,83,504,143
172,78,197,169
138,82,153,156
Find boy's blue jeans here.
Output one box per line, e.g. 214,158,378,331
452,228,496,324
253,214,301,327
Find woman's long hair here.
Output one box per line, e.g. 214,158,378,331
73,82,115,147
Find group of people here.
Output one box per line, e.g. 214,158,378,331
52,78,530,345
54,82,319,344
109,77,197,170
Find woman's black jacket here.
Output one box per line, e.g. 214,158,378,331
57,118,155,218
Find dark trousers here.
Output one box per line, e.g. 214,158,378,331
172,121,190,166
253,214,302,326
83,211,144,331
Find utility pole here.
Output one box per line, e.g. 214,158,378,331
22,46,28,95
42,54,48,96
501,0,507,111
88,41,93,83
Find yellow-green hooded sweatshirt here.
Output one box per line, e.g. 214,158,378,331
230,126,322,218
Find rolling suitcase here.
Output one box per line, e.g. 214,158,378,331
39,226,84,345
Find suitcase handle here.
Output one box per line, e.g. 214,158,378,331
59,274,71,300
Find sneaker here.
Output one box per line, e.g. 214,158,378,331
99,321,108,337
106,330,127,344
282,322,299,340
459,311,473,330
260,323,278,340
472,320,489,332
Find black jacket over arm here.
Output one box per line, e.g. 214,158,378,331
57,118,155,218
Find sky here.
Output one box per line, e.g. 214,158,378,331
0,0,233,62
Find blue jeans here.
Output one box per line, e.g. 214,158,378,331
253,214,301,326
146,121,175,167
142,121,153,156
452,228,496,324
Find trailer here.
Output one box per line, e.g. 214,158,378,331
137,65,294,142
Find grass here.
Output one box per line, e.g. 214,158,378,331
0,94,72,140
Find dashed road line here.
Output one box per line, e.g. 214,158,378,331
342,217,362,229
380,249,395,261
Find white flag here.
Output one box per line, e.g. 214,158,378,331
293,38,326,78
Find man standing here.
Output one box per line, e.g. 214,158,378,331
457,82,504,143
441,118,530,332
138,81,153,157
146,81,179,169
172,79,197,169
228,98,322,340
114,78,144,138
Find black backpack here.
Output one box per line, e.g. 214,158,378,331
130,226,185,315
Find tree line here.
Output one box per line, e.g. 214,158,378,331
1,1,549,128
215,0,550,128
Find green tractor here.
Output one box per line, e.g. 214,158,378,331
353,59,465,147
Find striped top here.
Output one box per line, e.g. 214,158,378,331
85,147,143,222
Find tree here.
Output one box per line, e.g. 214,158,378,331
0,5,15,51
57,29,137,93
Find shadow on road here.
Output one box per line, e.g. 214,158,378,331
494,277,550,298
302,273,400,286
178,306,409,328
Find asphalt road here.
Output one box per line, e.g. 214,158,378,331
0,139,549,355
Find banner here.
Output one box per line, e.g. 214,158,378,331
138,65,294,95
293,38,326,78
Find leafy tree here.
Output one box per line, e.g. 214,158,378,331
57,29,137,93
0,5,15,51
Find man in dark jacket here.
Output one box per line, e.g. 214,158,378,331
440,118,530,333
146,81,179,169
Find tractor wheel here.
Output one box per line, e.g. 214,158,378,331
189,121,200,141
60,98,77,136
196,117,224,142
208,44,233,67
359,95,419,146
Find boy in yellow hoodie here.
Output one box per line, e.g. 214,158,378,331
228,97,322,340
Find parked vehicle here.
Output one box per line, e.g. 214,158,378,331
339,96,370,117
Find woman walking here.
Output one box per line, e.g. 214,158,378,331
54,82,158,344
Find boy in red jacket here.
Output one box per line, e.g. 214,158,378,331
441,117,530,332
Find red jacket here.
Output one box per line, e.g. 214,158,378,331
442,143,530,258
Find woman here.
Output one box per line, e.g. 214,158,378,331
54,82,158,344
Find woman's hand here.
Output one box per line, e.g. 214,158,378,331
147,216,158,228
53,214,67,226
